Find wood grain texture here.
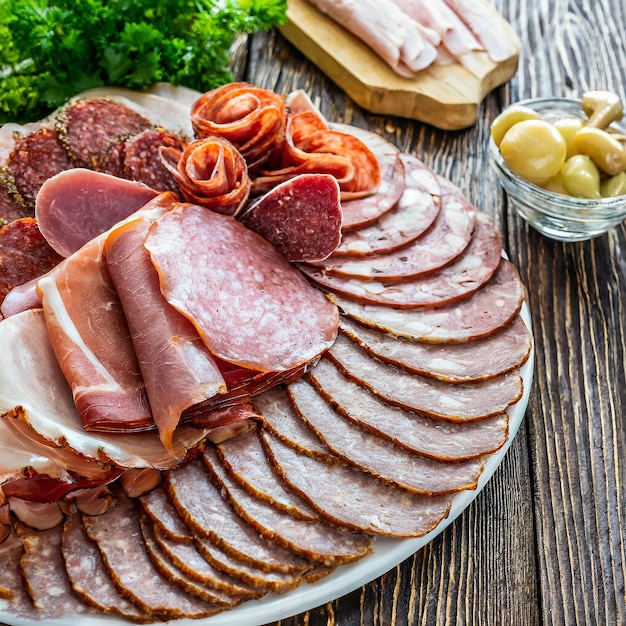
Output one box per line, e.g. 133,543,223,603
236,0,626,624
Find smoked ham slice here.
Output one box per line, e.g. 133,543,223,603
145,203,339,372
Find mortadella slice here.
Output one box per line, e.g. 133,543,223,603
145,203,339,372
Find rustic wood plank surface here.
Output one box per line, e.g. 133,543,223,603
234,0,626,624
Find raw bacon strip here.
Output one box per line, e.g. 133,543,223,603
339,315,532,382
260,430,452,537
332,153,441,256
330,259,526,342
241,173,342,262
165,457,312,574
327,334,522,421
302,211,502,308
287,378,485,494
105,205,227,450
217,429,321,521
203,446,375,563
310,175,475,279
0,218,63,310
160,137,251,216
191,82,287,169
61,507,149,621
82,493,222,620
35,169,159,258
145,203,339,372
37,236,154,433
308,357,509,460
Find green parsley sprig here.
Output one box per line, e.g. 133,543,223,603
0,0,287,123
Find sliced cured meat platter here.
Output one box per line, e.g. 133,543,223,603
279,0,520,129
0,83,533,626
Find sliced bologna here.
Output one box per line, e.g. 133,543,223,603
145,203,339,372
301,211,502,308
327,333,522,421
339,315,532,382
82,493,221,620
330,259,526,343
241,173,342,262
260,429,452,537
286,378,485,494
307,357,510,461
203,445,375,563
332,153,441,256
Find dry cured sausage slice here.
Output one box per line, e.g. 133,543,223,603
241,173,342,262
308,357,509,460
311,175,476,280
164,457,311,574
203,445,375,564
140,485,194,544
61,507,149,620
302,211,502,308
0,178,30,224
260,430,452,537
82,493,221,620
145,203,339,372
332,153,441,256
217,428,321,521
339,315,532,382
330,259,526,342
327,334,522,421
287,378,485,494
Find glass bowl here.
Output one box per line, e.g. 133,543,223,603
489,97,626,242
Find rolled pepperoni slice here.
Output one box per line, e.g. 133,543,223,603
191,82,286,169
160,136,251,216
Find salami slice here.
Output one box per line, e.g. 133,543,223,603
140,485,194,544
145,203,339,372
0,178,30,225
241,173,342,262
301,211,502,308
203,445,375,563
308,357,510,460
287,378,485,494
310,175,476,280
339,315,532,382
260,430,452,537
332,153,441,256
327,333,523,421
330,259,526,342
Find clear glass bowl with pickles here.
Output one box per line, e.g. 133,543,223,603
489,91,626,241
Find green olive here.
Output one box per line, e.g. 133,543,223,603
490,105,541,147
560,155,601,198
600,171,626,197
499,119,567,186
572,126,626,176
553,117,584,159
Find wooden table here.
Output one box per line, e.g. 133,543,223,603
234,1,626,624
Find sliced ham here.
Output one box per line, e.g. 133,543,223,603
145,203,339,372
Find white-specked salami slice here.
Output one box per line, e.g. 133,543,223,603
61,508,148,620
332,153,441,256
252,386,334,460
301,211,501,308
216,429,320,521
145,203,339,372
330,259,526,343
203,446,374,564
308,357,509,460
327,334,522,421
82,493,221,620
260,430,452,537
339,315,532,382
337,127,405,231
164,457,311,574
310,175,476,280
140,485,194,544
287,378,484,494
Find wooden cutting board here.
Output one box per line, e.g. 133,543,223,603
279,0,520,130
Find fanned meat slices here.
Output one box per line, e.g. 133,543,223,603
140,485,195,544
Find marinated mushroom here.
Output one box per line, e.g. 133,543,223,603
581,90,623,129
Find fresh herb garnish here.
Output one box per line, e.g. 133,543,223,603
0,0,287,123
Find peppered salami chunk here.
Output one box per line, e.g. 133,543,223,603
0,176,31,224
